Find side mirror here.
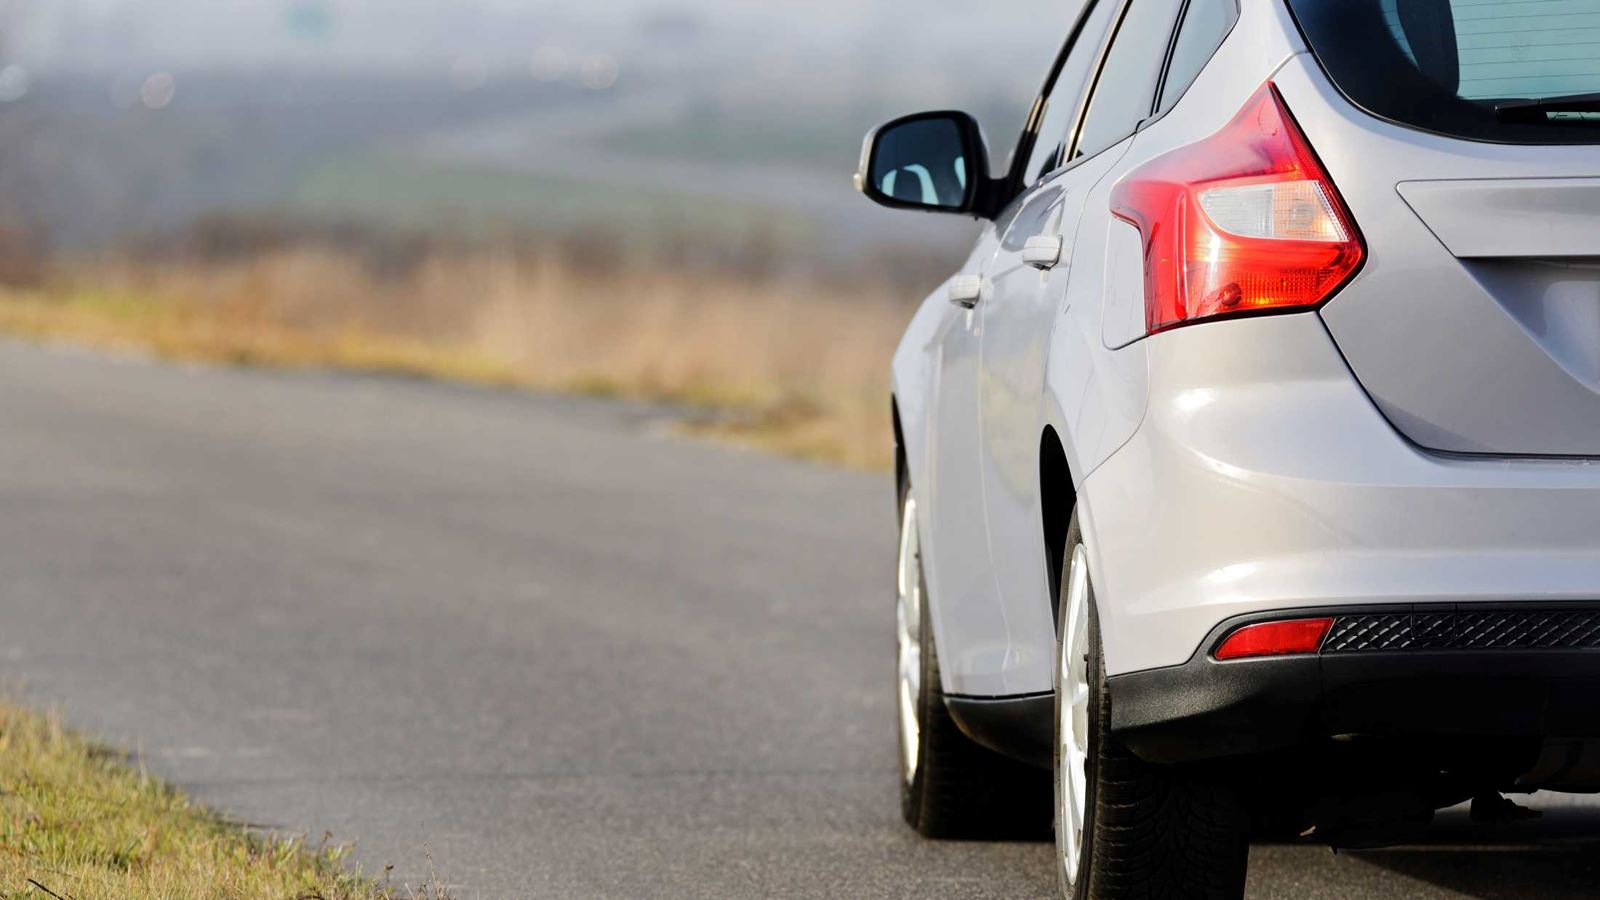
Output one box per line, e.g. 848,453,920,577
855,110,993,217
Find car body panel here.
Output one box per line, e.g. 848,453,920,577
893,230,1013,696
1397,178,1600,259
895,0,1600,706
1275,58,1600,456
1088,311,1600,677
975,142,1133,696
893,0,1308,697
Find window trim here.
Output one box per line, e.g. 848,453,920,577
1065,0,1177,163
1149,0,1195,117
1151,0,1241,118
1063,0,1240,166
1007,0,1240,201
1004,0,1129,201
1059,0,1135,170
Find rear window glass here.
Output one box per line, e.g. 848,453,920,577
1285,0,1600,143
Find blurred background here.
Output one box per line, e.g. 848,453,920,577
0,0,1073,468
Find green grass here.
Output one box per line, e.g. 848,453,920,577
0,704,447,899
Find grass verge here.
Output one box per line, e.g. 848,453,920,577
0,248,914,469
0,284,523,390
0,704,445,899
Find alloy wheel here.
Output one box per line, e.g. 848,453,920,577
1057,543,1091,886
896,496,923,785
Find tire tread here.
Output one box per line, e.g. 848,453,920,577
906,628,1051,840
1064,512,1250,900
898,477,1050,841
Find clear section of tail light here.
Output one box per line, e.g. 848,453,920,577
1198,181,1348,243
1112,83,1365,335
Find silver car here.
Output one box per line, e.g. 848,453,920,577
862,0,1600,895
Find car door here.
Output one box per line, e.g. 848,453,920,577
911,1,1116,697
920,232,1003,696
978,0,1188,688
952,0,1124,694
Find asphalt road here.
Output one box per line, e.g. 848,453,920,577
3,340,1600,899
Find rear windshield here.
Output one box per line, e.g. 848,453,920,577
1285,0,1600,144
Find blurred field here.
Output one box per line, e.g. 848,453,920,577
0,224,921,469
0,56,981,477
600,114,865,168
287,153,820,245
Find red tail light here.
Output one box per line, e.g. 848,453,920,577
1213,617,1334,661
1111,83,1364,335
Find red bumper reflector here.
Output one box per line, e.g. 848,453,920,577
1214,617,1334,661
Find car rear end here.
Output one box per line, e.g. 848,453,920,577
1086,0,1600,796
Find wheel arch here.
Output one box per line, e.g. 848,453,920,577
892,395,907,495
889,329,931,495
1039,425,1076,631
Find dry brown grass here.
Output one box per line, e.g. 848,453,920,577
0,245,919,468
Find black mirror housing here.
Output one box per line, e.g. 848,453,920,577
855,110,998,219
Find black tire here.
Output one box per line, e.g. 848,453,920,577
1057,513,1250,899
898,478,1050,840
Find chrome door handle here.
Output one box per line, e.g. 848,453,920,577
1023,235,1065,270
948,275,982,308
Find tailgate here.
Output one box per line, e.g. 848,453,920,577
1278,64,1600,456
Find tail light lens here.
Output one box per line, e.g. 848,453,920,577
1111,82,1365,335
1213,617,1334,661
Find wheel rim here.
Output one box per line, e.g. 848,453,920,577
896,496,923,785
1057,543,1091,885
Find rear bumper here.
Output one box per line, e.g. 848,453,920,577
1082,313,1600,679
1111,604,1600,764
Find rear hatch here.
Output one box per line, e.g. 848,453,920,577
1279,0,1600,455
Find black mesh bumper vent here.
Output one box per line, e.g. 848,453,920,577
1323,609,1600,654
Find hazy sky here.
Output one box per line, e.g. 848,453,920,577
0,0,1083,250
7,0,1071,93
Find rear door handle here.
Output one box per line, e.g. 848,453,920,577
1023,235,1065,271
948,275,983,308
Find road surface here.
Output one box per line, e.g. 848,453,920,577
2,340,1598,898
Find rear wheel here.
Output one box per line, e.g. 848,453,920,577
1056,513,1250,898
897,480,1049,839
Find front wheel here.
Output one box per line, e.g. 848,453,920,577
1055,513,1250,899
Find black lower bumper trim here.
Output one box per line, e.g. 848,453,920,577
1109,604,1600,765
945,693,1054,769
